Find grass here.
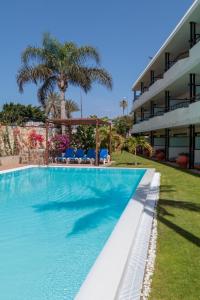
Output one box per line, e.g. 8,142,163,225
112,151,200,300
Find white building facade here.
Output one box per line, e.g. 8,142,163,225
132,0,200,169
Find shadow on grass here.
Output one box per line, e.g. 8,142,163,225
159,199,200,212
156,198,200,247
160,185,176,193
158,215,200,247
113,162,142,166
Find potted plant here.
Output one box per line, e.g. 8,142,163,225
155,149,165,161
176,153,189,168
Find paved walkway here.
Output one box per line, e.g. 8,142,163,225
0,163,26,171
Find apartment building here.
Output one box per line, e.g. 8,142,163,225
132,0,200,169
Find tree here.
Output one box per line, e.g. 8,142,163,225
44,92,61,119
72,125,95,150
112,115,134,137
99,126,124,152
0,102,45,125
17,33,112,132
123,136,152,164
65,99,79,118
119,98,128,115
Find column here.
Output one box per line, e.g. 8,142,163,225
190,22,196,48
150,101,154,117
141,107,144,121
150,131,154,147
150,70,155,85
189,125,195,169
165,128,169,161
165,90,170,112
189,73,196,102
140,82,144,94
165,52,170,71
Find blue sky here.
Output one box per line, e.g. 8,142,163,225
0,0,193,118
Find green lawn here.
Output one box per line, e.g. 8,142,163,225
112,151,200,300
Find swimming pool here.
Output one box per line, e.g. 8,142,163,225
0,167,146,299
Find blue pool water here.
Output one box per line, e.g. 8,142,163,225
0,167,145,299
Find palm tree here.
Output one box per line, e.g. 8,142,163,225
99,126,124,152
65,99,79,119
120,98,128,115
44,92,61,119
124,136,152,165
17,33,112,132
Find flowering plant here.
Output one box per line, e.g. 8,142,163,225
27,130,44,149
49,134,70,154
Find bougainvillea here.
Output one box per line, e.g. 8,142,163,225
49,134,70,154
27,129,44,149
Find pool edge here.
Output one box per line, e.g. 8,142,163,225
75,168,158,300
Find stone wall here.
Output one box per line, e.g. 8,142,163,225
0,124,45,156
0,125,46,165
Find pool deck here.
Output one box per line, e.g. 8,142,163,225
0,163,26,171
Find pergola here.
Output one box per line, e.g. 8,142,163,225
45,118,112,166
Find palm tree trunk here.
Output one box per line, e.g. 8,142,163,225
60,90,66,134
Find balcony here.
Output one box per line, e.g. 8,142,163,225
132,100,200,134
133,41,200,110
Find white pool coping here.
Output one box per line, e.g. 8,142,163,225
0,165,159,299
75,168,157,300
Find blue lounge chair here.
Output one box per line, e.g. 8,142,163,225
99,148,110,164
55,152,66,163
56,148,75,163
74,149,85,163
64,148,76,163
83,148,96,164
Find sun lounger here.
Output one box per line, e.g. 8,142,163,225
99,148,110,164
83,149,96,164
74,149,85,164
